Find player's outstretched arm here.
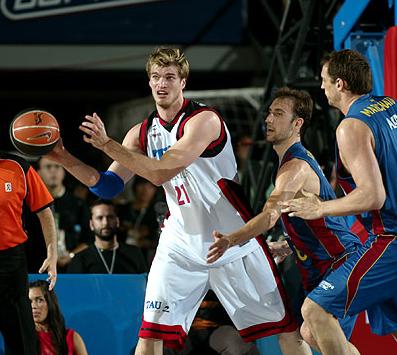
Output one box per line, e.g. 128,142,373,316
281,119,385,218
36,207,58,290
46,138,101,187
46,121,139,195
207,159,310,263
80,111,221,186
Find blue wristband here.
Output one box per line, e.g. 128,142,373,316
89,171,124,199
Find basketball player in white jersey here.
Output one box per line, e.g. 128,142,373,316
47,48,311,355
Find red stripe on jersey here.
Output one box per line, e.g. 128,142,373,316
158,98,190,127
306,218,346,257
372,209,385,235
344,235,396,315
139,119,149,154
218,178,298,337
177,108,227,156
139,320,187,350
217,178,252,221
206,116,226,150
177,107,214,138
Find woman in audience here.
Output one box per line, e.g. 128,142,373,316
29,280,88,355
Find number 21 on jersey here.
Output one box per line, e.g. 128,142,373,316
175,184,191,205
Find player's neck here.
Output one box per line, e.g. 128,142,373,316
274,137,300,160
49,185,65,199
340,93,362,115
156,96,184,122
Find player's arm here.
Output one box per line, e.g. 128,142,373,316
36,207,58,290
46,122,141,198
207,159,311,263
81,111,221,186
281,119,385,219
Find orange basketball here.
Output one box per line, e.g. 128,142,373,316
10,110,60,156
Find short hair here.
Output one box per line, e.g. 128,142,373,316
272,87,313,135
322,49,372,95
146,47,189,80
89,199,116,216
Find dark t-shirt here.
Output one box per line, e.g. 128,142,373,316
25,190,90,272
67,243,147,274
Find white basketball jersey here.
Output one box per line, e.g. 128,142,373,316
140,99,258,265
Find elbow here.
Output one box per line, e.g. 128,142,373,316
372,190,386,210
148,174,165,187
366,188,386,211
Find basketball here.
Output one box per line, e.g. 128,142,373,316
10,110,60,156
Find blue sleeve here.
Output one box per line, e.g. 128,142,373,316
89,171,124,199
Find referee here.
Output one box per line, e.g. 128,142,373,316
0,152,57,355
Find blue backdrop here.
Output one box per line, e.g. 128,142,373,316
0,274,146,355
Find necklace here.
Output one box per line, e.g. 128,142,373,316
95,244,116,274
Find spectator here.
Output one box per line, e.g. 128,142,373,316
29,279,87,355
37,157,91,271
118,176,162,265
67,199,147,274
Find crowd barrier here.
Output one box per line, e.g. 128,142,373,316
1,274,395,354
0,274,147,355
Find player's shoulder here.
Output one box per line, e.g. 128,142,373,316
0,151,30,174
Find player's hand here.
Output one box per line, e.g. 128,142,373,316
80,112,111,150
267,241,292,263
39,256,57,290
279,190,323,220
207,231,230,264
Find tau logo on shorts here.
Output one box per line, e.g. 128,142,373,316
319,280,335,290
145,300,170,313
4,182,12,192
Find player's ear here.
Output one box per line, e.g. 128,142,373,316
181,78,186,90
295,117,304,130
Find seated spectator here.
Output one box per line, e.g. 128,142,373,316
67,199,147,274
25,157,91,273
118,176,162,265
29,279,88,355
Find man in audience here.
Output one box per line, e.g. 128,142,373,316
68,199,147,274
37,157,91,271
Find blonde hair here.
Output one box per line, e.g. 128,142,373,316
146,47,189,79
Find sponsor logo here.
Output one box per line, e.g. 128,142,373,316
27,131,53,142
152,146,170,159
149,125,161,138
5,182,12,192
1,0,163,20
145,300,170,313
319,280,334,290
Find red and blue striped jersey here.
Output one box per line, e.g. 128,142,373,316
279,143,361,292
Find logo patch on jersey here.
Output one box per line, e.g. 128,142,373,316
149,125,161,138
152,146,170,159
293,246,308,262
4,182,12,192
319,280,334,290
145,300,170,313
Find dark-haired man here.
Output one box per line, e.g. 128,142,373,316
67,200,147,274
282,49,397,354
207,87,361,353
